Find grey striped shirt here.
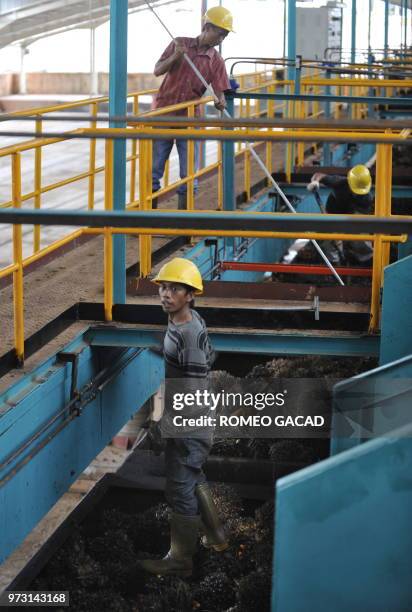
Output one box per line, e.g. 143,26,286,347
163,309,215,379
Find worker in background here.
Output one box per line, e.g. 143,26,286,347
151,6,233,210
139,258,228,577
309,164,374,265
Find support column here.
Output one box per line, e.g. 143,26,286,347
109,0,127,303
384,0,389,59
222,94,235,212
404,0,408,54
19,44,28,95
367,0,372,53
286,0,296,81
90,26,98,96
351,0,357,64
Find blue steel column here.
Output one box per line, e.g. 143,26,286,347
109,0,127,303
222,93,235,253
384,0,390,59
351,0,357,64
286,0,297,82
222,93,235,212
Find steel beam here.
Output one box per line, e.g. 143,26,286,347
109,0,127,304
0,208,411,235
86,327,379,358
0,332,163,563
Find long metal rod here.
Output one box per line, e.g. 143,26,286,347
146,0,344,283
0,127,410,146
0,208,410,235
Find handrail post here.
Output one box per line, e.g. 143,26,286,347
129,95,139,204
88,102,98,210
34,117,42,252
12,152,24,365
187,104,195,211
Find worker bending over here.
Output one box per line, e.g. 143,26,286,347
139,258,227,577
309,165,374,265
152,6,233,210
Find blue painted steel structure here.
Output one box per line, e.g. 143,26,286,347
109,0,128,304
380,254,412,365
273,421,412,612
85,326,380,359
286,0,296,82
222,95,236,213
0,333,164,563
330,352,412,455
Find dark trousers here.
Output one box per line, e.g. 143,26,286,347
165,437,213,516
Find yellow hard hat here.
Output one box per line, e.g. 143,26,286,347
204,6,235,33
153,258,203,294
347,165,372,195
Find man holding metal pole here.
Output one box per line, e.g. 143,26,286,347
151,6,233,210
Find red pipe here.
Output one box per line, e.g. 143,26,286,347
219,261,372,277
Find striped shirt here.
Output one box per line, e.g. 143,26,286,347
153,37,230,116
163,309,215,379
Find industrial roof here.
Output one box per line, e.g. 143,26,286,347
0,0,184,49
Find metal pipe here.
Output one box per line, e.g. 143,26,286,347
351,0,357,64
384,0,390,59
1,208,410,235
219,262,372,277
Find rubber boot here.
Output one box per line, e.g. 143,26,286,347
196,483,229,552
139,513,200,576
177,193,187,210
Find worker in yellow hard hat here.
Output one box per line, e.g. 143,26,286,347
151,6,234,210
139,258,227,577
308,165,374,264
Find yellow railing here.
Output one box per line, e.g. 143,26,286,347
0,69,278,263
1,69,412,362
3,126,410,363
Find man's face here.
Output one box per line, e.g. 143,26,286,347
203,23,229,47
158,282,193,313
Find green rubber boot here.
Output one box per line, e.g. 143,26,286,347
196,483,229,552
139,512,200,577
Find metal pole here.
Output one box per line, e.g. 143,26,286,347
404,0,408,56
351,0,357,64
222,94,235,212
384,0,390,59
368,0,372,54
109,0,127,304
287,0,297,81
90,27,98,96
19,44,27,95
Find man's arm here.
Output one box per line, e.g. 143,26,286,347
214,91,226,111
154,40,187,77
